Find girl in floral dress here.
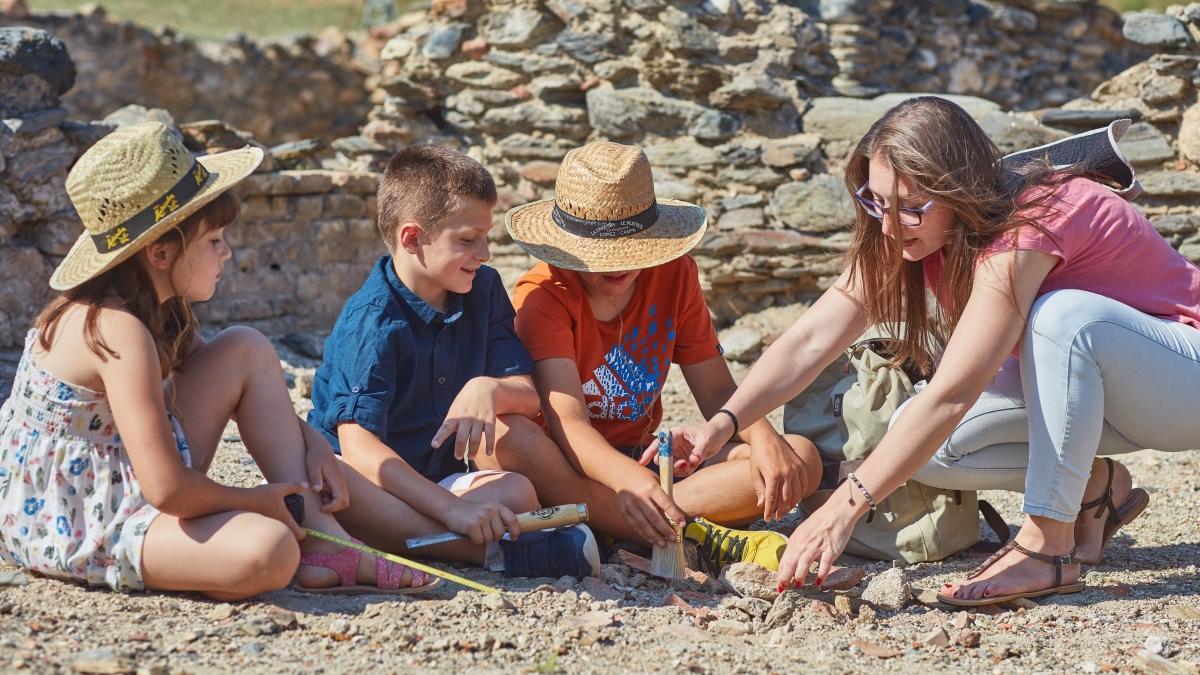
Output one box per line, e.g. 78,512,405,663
0,122,434,598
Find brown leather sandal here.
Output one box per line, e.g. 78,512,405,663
936,539,1085,607
1076,457,1150,566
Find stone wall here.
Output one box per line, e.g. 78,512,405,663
359,0,1147,324
0,6,371,144
1,26,85,348
6,4,1200,351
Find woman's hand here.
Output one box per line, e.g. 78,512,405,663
638,417,735,476
775,494,857,592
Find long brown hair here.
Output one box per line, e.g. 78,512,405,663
844,96,1082,374
35,192,241,377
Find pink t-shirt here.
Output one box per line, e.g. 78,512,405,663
925,176,1200,329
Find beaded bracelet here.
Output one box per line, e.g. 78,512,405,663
846,472,877,514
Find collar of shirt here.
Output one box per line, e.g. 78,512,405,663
378,256,464,329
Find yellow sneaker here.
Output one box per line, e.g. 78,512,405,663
683,518,788,572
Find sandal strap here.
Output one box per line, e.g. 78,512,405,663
1010,541,1078,588
375,555,428,590
299,543,362,588
965,539,1079,588
965,540,1019,580
1078,457,1119,526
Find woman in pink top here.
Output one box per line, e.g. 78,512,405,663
664,96,1200,606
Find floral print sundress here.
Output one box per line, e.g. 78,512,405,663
0,329,192,591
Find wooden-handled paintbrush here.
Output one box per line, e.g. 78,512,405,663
650,430,687,579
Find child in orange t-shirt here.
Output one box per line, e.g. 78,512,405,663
496,141,822,572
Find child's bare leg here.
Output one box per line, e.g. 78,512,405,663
488,414,648,543
332,461,538,564
141,511,298,601
167,327,411,589
677,434,822,524
492,416,820,542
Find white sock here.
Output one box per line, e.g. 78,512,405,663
484,540,505,572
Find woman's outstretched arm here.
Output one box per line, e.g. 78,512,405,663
662,269,869,467
776,249,1059,588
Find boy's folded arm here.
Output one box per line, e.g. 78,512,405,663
488,374,540,418
337,421,460,519
533,358,648,491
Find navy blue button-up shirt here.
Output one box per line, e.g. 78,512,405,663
308,256,534,482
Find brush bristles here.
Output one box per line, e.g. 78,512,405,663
651,536,687,579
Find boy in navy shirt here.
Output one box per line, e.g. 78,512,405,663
309,145,598,578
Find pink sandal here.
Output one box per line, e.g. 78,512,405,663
296,539,440,595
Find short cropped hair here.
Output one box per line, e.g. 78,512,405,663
377,144,497,250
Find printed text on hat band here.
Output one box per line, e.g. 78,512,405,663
550,202,659,239
89,160,211,254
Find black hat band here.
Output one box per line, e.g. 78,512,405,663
551,202,659,239
90,159,211,254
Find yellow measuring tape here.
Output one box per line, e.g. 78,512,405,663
303,528,501,594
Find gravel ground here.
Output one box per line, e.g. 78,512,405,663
0,338,1198,674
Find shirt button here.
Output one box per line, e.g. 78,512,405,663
351,386,361,393
437,377,446,385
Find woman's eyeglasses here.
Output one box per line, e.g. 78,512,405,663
854,184,935,227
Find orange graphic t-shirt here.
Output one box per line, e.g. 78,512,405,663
513,255,722,451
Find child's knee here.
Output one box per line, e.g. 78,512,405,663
784,434,821,463
491,472,540,512
230,515,299,593
214,326,279,366
494,414,554,465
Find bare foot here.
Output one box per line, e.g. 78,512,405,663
941,530,1080,602
1074,457,1133,565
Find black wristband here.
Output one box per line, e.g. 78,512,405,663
715,408,740,437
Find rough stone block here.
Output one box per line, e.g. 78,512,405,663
479,8,561,48
770,174,855,232
329,172,379,194
445,61,527,89
1118,121,1176,166
1140,171,1200,197
0,27,75,104
1122,12,1193,50
323,193,365,219
761,134,822,168
4,140,74,187
643,138,720,168
585,86,699,139
242,171,336,196
2,106,67,136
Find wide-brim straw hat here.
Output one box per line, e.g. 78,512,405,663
50,120,264,291
505,141,707,272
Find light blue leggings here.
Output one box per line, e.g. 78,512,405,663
912,289,1200,522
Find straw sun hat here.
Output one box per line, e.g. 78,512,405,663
505,141,707,273
49,121,264,291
